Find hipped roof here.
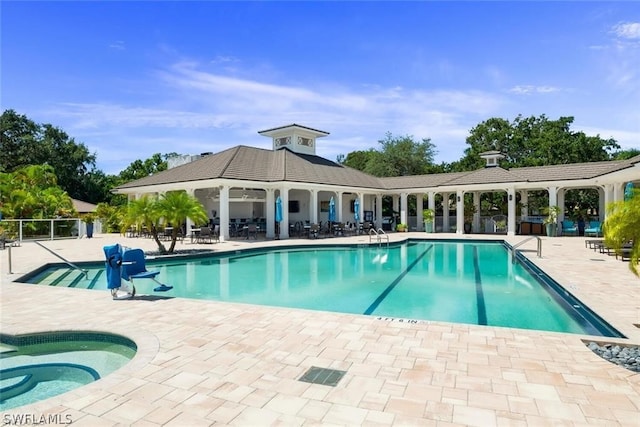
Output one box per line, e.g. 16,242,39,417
115,147,640,192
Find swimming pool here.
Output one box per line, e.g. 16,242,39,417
0,331,136,410
19,240,623,337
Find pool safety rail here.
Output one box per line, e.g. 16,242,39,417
33,240,89,279
511,235,542,262
369,227,389,247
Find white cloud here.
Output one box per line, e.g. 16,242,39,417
508,85,561,95
108,41,125,51
612,22,640,40
40,62,513,171
578,126,640,151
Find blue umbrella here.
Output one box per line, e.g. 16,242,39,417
624,182,635,201
328,196,336,222
275,196,283,239
275,196,283,223
353,198,360,222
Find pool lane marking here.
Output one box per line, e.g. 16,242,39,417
363,244,433,315
472,245,488,325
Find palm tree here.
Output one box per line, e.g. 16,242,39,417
122,195,164,251
157,191,208,253
122,191,207,254
604,190,640,276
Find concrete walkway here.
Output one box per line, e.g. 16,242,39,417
1,233,639,426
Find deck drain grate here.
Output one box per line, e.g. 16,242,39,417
590,258,605,262
299,366,346,387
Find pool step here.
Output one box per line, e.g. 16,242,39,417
44,269,105,289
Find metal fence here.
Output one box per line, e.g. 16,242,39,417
0,218,102,242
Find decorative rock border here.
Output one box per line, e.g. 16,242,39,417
586,342,640,372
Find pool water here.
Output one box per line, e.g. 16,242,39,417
21,240,622,337
0,333,136,410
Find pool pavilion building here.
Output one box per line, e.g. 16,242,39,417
114,124,640,242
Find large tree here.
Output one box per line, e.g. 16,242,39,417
451,115,621,171
1,109,98,201
118,153,172,182
341,133,438,177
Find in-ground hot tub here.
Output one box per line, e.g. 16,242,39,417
0,331,137,410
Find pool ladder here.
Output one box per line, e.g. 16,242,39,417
369,228,389,247
34,240,89,279
511,236,542,263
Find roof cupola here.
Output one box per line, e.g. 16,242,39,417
479,150,505,168
258,124,329,156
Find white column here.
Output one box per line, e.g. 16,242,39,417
557,188,566,222
186,188,196,232
280,188,290,239
456,190,464,234
598,187,606,221
309,189,318,224
375,194,383,228
400,193,408,226
507,188,516,236
520,191,529,218
392,194,399,221
548,186,558,208
473,192,481,233
428,191,436,234
603,184,614,221
219,185,230,242
336,191,343,223
416,194,424,231
613,182,624,202
442,192,450,233
356,192,364,225
266,189,275,238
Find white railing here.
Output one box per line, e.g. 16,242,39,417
0,218,101,242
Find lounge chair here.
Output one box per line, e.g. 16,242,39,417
584,221,602,237
561,220,578,236
121,248,173,292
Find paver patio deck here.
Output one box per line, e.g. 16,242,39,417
1,233,639,426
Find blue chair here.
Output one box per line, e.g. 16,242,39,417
561,220,578,236
584,221,602,237
121,248,173,292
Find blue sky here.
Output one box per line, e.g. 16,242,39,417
2,1,639,175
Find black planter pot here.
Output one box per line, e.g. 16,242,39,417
86,223,94,238
464,223,472,234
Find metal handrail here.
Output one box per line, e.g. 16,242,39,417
368,228,389,247
34,241,88,279
377,228,390,247
511,236,542,262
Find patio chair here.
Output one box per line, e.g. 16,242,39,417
309,223,320,239
584,221,602,237
197,226,213,244
121,247,173,292
561,220,578,236
246,223,258,240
